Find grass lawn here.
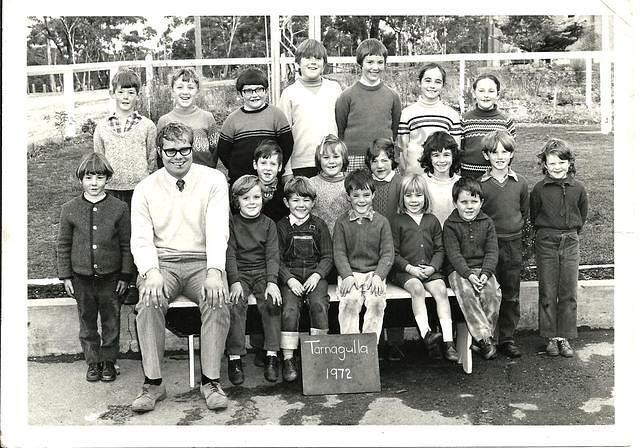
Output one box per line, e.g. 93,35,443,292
27,125,614,279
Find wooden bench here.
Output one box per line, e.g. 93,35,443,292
165,285,472,387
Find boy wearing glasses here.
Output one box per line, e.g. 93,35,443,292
130,122,231,413
218,68,294,185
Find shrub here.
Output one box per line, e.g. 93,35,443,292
80,118,97,137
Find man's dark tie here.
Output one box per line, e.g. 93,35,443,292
176,179,185,192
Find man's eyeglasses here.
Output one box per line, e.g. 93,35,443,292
241,87,266,96
162,147,192,157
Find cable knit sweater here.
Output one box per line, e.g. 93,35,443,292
157,107,218,168
371,173,402,221
308,174,350,235
93,115,157,190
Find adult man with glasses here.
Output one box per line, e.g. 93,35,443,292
130,122,231,413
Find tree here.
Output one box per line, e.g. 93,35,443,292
495,16,585,52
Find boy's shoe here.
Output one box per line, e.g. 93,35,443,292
86,363,103,382
546,339,560,356
387,343,405,362
282,357,298,382
443,341,459,362
101,361,117,382
423,330,443,349
132,383,167,413
264,355,279,382
479,339,497,360
122,286,139,305
200,381,228,410
558,339,575,358
498,341,522,358
227,358,244,385
253,349,266,367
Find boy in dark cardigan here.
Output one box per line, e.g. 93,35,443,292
443,177,501,360
57,153,133,383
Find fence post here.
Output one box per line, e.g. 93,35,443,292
600,15,612,134
585,57,592,110
145,53,154,115
458,59,466,114
309,15,321,41
270,14,281,104
63,69,75,138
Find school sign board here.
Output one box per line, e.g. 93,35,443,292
300,333,380,396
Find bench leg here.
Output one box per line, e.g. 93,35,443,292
456,322,472,374
188,335,195,388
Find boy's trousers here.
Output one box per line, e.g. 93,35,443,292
496,237,523,344
135,259,230,380
535,229,579,339
337,272,387,342
226,269,281,355
280,272,330,350
449,269,502,342
73,272,121,364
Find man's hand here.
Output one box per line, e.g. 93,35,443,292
229,282,243,304
265,282,282,306
338,275,355,296
303,273,321,293
287,277,305,297
63,279,74,298
140,268,167,309
115,280,129,296
201,268,228,309
370,274,385,296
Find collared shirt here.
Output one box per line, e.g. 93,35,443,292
108,111,142,134
348,209,374,222
289,214,310,227
479,167,519,183
373,171,395,183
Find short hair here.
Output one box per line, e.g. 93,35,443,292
419,131,461,176
418,63,447,85
365,138,398,170
283,176,317,201
236,68,269,92
355,38,388,66
171,67,200,88
253,139,283,165
315,134,349,172
156,122,193,150
397,174,430,214
472,73,501,92
295,39,328,65
452,177,484,202
76,152,114,180
230,174,261,210
537,138,577,175
110,68,141,94
344,169,375,195
481,130,516,154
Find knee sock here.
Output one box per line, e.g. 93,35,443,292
282,349,294,360
201,374,219,385
229,354,241,361
310,327,328,336
144,376,162,386
414,313,431,339
266,350,277,357
440,318,453,342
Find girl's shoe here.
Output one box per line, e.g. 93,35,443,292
443,341,459,362
558,339,575,357
546,339,560,356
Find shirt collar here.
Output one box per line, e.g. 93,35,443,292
289,214,310,226
348,209,374,222
479,167,518,183
373,171,395,183
163,165,194,189
109,111,140,121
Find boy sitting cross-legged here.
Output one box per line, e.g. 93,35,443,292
277,177,334,382
333,169,395,343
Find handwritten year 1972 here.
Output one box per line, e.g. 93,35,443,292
326,367,352,380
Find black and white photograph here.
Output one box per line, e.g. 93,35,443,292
2,0,637,446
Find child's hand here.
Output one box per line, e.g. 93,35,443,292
418,265,436,279
229,282,243,304
115,280,128,296
338,276,356,296
266,282,282,306
287,278,304,296
63,279,74,298
303,273,322,293
406,265,423,279
478,273,489,289
468,273,484,293
370,274,385,296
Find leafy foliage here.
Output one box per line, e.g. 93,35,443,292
495,16,585,52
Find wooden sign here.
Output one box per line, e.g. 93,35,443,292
299,333,380,396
